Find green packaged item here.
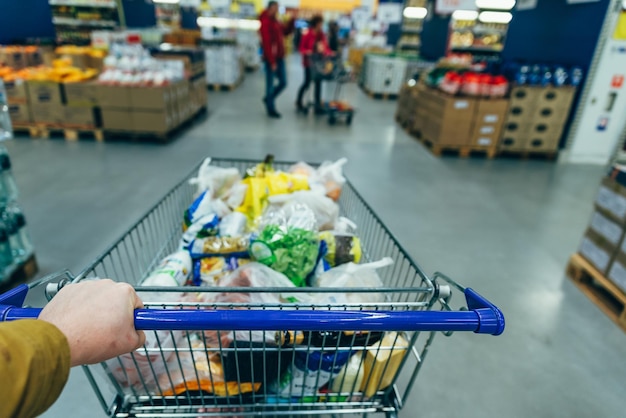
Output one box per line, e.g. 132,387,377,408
250,224,319,287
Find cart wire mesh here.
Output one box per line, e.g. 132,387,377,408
71,158,477,418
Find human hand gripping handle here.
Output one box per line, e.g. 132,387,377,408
38,279,146,367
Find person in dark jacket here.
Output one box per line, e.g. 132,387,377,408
259,1,295,118
296,15,331,114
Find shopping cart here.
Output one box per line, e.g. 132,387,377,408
0,158,504,418
310,54,356,125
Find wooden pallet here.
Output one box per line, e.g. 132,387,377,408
0,254,39,294
13,124,104,141
566,253,626,333
207,78,242,91
498,150,558,161
421,138,497,159
363,88,398,101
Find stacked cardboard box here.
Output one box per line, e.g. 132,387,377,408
410,86,508,153
500,86,576,153
395,84,421,128
98,80,203,134
578,174,626,293
5,80,31,124
26,81,100,127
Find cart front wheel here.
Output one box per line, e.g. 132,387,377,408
328,115,337,125
386,412,398,418
346,114,353,125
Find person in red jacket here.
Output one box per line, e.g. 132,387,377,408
296,15,331,115
259,1,295,118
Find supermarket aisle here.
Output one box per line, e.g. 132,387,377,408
4,56,625,418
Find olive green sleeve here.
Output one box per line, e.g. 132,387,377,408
0,320,71,418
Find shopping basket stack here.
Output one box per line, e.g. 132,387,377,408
0,156,504,418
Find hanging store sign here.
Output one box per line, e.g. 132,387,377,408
435,0,477,14
377,3,402,24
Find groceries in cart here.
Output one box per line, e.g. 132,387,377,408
103,155,415,399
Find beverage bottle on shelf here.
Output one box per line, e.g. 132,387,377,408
14,211,34,259
0,81,13,141
0,222,13,277
276,330,384,348
0,151,19,202
3,205,30,262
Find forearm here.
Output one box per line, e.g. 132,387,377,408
0,320,71,418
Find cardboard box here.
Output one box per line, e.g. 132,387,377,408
579,228,616,275
419,88,476,146
63,82,98,107
589,210,625,247
1,50,26,69
27,81,63,105
595,177,626,224
535,86,576,111
470,99,508,148
8,103,32,124
607,251,626,294
505,104,532,124
509,86,540,108
132,109,174,133
95,85,131,108
101,108,133,131
30,104,65,124
64,106,99,127
58,53,90,69
129,85,174,110
4,80,28,104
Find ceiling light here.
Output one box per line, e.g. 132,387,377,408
452,10,479,20
478,11,512,23
153,0,180,4
475,0,515,10
196,16,260,30
403,7,428,19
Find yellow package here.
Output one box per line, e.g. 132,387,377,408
236,177,269,224
361,332,409,397
265,171,309,196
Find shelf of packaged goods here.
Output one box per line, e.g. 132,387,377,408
450,45,503,53
399,43,421,49
452,26,507,35
49,0,117,7
402,28,422,34
52,16,117,27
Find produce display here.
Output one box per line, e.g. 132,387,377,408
439,71,508,97
0,60,97,83
109,156,407,399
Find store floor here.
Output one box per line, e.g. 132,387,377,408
6,56,625,418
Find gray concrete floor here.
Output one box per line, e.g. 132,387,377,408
6,56,625,417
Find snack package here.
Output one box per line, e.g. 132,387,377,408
190,236,250,259
311,257,393,304
250,205,320,287
319,231,362,267
192,256,249,286
235,177,269,226
189,158,242,199
140,251,192,289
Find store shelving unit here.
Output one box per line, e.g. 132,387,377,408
449,21,507,56
396,0,426,53
49,0,124,45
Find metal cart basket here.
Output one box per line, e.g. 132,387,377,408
0,158,504,418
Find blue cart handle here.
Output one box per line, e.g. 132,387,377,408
0,285,504,335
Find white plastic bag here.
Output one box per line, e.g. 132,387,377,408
268,191,338,231
316,158,347,201
189,158,242,199
311,257,393,304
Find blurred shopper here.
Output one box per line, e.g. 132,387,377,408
259,1,295,118
328,21,341,53
296,15,331,115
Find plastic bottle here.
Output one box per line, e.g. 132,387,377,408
0,81,13,141
0,152,19,203
331,352,365,395
14,210,33,259
0,222,13,276
4,210,23,262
